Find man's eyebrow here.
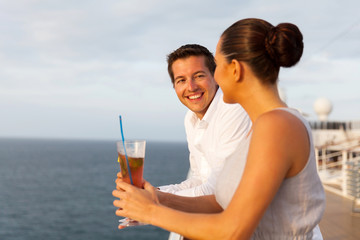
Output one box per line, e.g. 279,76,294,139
193,70,206,75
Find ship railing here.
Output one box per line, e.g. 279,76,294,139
315,137,360,149
346,160,360,213
316,148,348,171
315,138,360,172
315,145,360,200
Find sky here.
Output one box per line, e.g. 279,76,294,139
1,0,360,142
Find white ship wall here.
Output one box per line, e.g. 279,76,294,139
312,129,360,150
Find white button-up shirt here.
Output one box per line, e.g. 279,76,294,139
159,89,251,197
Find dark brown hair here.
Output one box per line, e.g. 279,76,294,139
220,18,303,84
167,44,216,84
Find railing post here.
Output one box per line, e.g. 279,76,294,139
342,150,348,196
315,147,319,171
322,148,327,176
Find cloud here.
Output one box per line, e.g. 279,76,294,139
1,0,360,140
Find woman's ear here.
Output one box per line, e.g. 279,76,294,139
231,59,243,82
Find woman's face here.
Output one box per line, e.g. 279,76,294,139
214,40,237,104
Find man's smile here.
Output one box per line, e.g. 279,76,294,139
187,93,203,100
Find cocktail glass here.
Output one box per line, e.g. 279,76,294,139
116,140,146,227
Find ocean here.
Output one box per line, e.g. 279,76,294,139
0,138,190,240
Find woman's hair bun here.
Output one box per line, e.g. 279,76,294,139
265,23,304,68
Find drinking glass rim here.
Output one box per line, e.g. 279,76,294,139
116,140,146,144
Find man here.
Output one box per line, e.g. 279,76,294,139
159,44,251,239
159,44,251,196
158,45,251,239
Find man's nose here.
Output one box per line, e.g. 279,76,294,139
187,79,198,91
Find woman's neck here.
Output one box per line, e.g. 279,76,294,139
237,83,286,124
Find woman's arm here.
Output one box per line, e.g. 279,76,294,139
114,174,223,213
113,111,309,239
157,190,223,213
113,181,227,238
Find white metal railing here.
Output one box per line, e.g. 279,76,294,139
315,144,360,198
345,160,360,213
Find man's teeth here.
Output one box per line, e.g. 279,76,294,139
189,94,202,100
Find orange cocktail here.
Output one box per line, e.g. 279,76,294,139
116,140,146,226
116,140,146,188
118,154,144,188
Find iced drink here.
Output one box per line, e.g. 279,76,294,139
116,140,146,188
116,140,147,227
118,154,144,188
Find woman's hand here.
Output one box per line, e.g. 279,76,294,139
112,177,160,227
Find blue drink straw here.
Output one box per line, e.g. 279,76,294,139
119,115,133,185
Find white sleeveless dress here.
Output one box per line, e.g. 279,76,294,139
215,108,326,239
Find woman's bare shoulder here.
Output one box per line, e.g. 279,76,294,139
254,108,303,132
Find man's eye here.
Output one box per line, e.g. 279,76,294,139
176,79,185,84
195,74,205,79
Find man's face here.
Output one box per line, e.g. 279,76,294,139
172,55,218,119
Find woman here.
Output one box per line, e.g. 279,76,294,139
113,18,325,239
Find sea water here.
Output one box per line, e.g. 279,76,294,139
0,138,189,240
